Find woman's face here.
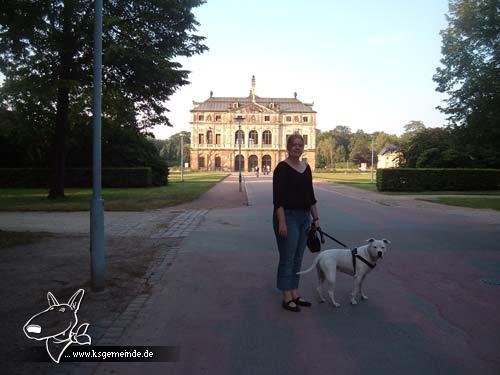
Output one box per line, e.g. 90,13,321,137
288,138,304,158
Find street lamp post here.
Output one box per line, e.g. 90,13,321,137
180,132,185,182
90,0,104,291
235,115,244,192
371,135,375,183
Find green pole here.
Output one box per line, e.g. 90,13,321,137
90,0,105,291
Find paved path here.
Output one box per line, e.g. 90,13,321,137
0,174,247,375
0,206,208,237
314,182,500,224
2,174,499,374
0,173,247,236
93,175,500,375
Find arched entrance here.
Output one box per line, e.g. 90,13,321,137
198,156,205,170
248,155,258,172
234,155,244,172
262,155,272,172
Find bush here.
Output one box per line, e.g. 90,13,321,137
149,160,169,186
376,168,500,192
0,168,153,188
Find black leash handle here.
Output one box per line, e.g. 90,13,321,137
316,227,349,248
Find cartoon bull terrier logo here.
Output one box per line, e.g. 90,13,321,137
23,289,92,363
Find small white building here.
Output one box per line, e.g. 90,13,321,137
377,144,402,169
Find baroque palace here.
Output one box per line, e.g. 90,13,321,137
190,76,317,172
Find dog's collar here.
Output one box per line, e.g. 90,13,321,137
351,248,376,270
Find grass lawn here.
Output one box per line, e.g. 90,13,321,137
0,171,229,211
314,172,378,191
418,197,500,211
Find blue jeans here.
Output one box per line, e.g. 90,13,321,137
273,209,311,291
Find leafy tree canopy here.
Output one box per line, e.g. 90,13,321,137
0,0,207,128
433,0,500,165
0,0,207,196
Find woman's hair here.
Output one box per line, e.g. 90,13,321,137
286,133,305,152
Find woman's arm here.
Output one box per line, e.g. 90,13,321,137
310,204,320,228
276,206,287,237
273,163,287,237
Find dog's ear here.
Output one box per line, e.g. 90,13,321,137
67,289,85,313
47,292,59,307
382,239,391,244
366,238,375,243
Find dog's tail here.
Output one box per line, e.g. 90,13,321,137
297,253,322,275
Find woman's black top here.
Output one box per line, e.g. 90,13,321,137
273,161,317,211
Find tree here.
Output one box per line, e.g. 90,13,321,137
401,127,465,168
316,137,336,169
0,0,207,197
373,131,400,154
159,132,191,166
332,125,352,163
403,120,426,134
350,130,373,166
433,0,500,166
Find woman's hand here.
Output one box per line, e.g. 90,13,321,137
312,218,320,228
278,221,288,238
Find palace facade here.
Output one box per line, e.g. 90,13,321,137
189,76,317,172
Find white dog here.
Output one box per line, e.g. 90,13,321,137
297,238,390,307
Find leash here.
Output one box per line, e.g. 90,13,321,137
316,227,349,248
315,227,376,270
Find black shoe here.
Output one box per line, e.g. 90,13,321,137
282,300,301,312
294,297,312,307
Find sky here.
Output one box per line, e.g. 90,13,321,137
152,0,451,140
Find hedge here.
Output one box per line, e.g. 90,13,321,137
376,168,500,192
149,160,169,186
0,168,156,188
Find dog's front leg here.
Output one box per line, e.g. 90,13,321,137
350,274,361,305
327,288,340,308
317,285,327,303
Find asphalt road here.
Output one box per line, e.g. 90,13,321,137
96,175,500,375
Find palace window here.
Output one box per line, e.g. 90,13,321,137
294,116,299,122
264,115,270,122
207,130,213,144
249,130,258,146
216,134,221,145
286,116,292,122
198,133,204,144
303,134,308,146
235,130,245,145
302,116,309,123
206,115,212,122
215,115,221,122
262,130,272,145
198,115,204,121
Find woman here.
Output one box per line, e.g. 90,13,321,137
273,134,320,312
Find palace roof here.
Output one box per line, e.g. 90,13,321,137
192,96,315,113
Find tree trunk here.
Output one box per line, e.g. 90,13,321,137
48,86,70,198
48,1,74,199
